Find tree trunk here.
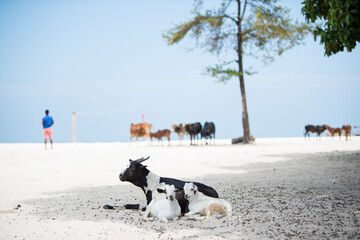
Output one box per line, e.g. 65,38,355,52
237,0,251,143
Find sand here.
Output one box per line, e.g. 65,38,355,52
0,137,359,239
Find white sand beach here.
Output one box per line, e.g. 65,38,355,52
0,137,359,239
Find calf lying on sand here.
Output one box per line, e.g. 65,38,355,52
142,184,181,222
184,182,232,219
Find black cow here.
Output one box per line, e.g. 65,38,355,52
105,156,219,215
304,124,327,139
201,122,216,144
185,122,202,145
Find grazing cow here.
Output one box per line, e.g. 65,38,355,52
324,125,342,140
130,123,151,145
172,124,187,145
342,125,352,141
201,122,216,145
150,129,171,146
109,156,219,215
304,124,327,140
185,122,202,145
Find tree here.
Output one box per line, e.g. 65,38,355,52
302,0,360,56
163,0,309,143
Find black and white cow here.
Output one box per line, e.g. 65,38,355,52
107,156,219,215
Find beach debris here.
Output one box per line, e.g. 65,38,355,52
232,136,255,144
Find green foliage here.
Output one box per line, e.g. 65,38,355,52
205,63,258,83
206,64,241,83
302,0,360,56
163,0,310,82
248,4,310,62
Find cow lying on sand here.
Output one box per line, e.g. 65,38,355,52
104,156,219,215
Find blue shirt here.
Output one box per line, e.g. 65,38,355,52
43,116,53,129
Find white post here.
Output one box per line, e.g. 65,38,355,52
72,112,76,143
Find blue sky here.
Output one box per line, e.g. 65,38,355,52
0,0,359,143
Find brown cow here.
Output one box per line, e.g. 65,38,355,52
304,124,327,140
172,124,187,145
342,125,352,141
130,123,151,145
324,125,342,140
150,129,171,146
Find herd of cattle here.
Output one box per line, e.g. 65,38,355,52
130,122,216,145
129,122,353,145
304,124,352,141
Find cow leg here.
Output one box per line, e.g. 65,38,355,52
305,131,309,141
145,135,150,146
129,137,133,147
104,204,146,211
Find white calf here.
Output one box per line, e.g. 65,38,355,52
142,184,181,222
184,182,232,219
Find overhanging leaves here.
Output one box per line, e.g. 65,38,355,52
302,0,360,56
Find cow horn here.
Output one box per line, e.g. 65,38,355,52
135,156,150,163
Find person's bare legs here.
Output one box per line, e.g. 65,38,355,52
44,139,47,150
50,139,53,149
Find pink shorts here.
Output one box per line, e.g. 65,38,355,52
44,128,52,140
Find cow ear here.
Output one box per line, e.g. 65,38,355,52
141,165,147,168
157,188,165,194
129,159,133,163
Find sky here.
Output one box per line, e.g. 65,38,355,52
0,0,359,143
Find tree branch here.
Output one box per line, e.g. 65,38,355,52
224,14,238,24
241,0,248,20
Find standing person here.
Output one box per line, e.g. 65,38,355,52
42,109,54,149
